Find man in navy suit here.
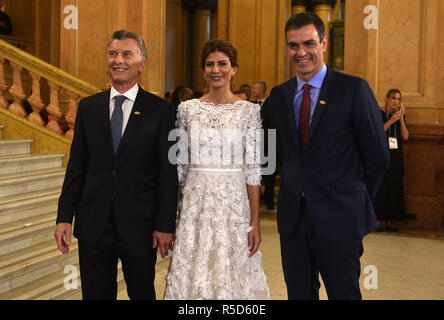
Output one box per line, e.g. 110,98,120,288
54,30,178,300
268,13,389,299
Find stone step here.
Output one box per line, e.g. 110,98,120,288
0,139,33,156
3,260,125,300
0,212,58,256
0,154,64,175
38,262,126,300
0,168,65,198
0,188,60,225
0,242,80,299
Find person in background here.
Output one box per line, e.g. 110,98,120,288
374,89,409,233
171,86,194,114
233,90,247,100
0,0,12,35
178,87,194,103
251,80,277,210
240,84,252,101
171,85,185,112
251,81,267,106
164,90,172,103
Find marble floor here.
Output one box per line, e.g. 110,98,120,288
118,212,444,300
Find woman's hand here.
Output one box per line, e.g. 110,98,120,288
248,222,262,257
390,111,402,123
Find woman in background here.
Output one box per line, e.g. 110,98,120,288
374,89,409,232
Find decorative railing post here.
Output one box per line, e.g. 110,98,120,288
27,71,45,127
45,81,63,135
0,38,100,139
0,57,9,109
64,90,79,140
8,62,27,117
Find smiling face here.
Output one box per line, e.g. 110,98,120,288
107,38,146,91
203,51,237,90
287,24,327,82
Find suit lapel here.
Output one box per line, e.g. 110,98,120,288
100,89,115,159
114,89,145,159
307,67,337,146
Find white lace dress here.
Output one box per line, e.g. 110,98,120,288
164,98,270,300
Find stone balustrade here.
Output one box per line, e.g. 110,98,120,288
0,39,100,140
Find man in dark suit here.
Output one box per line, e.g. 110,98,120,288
268,13,389,300
54,30,178,300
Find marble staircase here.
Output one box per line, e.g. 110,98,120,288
0,123,78,299
0,123,97,299
0,123,168,300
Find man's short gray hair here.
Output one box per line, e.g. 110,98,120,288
254,80,267,93
106,30,147,60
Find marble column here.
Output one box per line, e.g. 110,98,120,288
331,0,341,21
312,0,334,66
184,0,217,93
292,0,307,15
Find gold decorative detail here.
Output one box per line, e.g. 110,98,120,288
0,39,100,98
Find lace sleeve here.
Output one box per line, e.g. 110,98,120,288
177,102,189,186
244,103,262,186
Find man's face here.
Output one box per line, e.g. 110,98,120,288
241,86,252,100
286,24,327,82
252,83,265,99
107,38,146,88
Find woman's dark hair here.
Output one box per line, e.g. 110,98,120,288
285,13,325,42
200,39,239,70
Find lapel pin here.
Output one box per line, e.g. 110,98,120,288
320,100,326,105
134,111,141,115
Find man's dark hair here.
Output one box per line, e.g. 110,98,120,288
285,13,325,42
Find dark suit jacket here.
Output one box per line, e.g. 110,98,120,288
56,86,178,243
268,67,389,243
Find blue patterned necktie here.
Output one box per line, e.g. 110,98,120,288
110,95,127,154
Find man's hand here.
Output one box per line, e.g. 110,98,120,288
152,231,174,258
54,223,72,254
248,223,262,258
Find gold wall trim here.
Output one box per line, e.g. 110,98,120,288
0,38,100,98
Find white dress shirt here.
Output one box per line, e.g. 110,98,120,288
109,84,139,137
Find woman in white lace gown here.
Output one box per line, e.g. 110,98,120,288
164,40,270,300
